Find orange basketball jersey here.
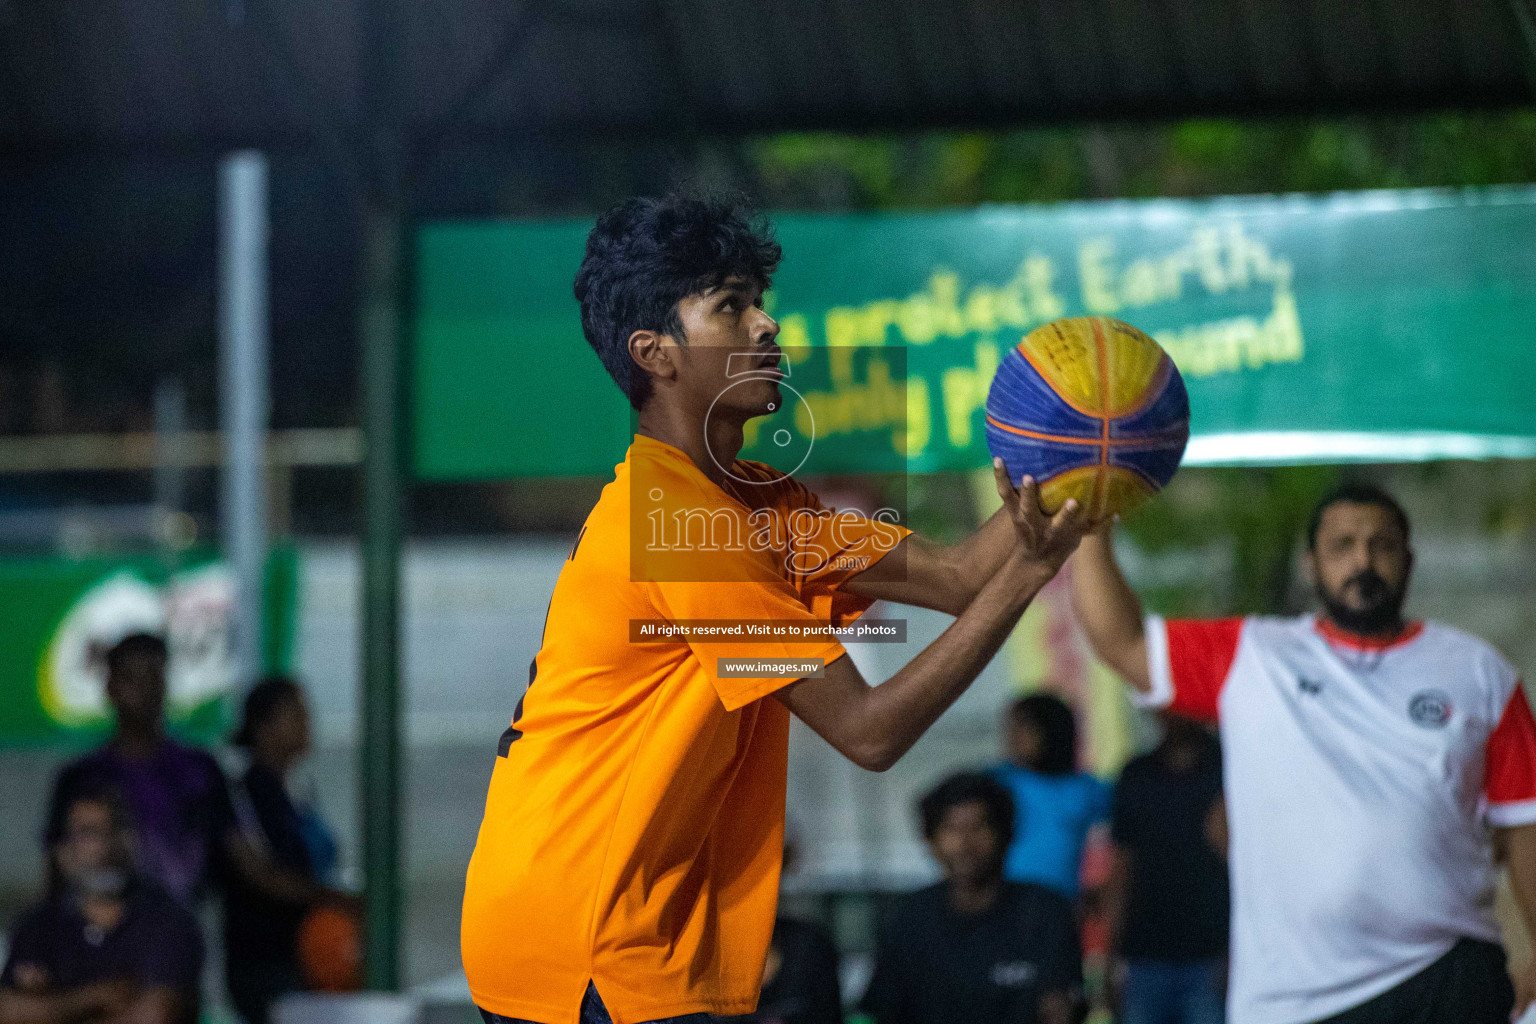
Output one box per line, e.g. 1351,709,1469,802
461,435,907,1024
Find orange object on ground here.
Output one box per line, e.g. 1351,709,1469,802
297,904,363,992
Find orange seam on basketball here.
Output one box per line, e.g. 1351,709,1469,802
986,417,1101,445
987,416,1185,447
1091,317,1111,520
1016,340,1102,419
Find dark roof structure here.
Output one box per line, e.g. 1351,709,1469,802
4,0,1533,161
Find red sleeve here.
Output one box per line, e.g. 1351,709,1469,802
1147,617,1244,723
1485,683,1536,826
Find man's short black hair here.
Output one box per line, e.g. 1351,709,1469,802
919,771,1015,848
1306,482,1410,551
573,194,781,410
1009,692,1079,776
106,633,167,673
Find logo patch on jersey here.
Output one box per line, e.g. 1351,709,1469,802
1408,689,1453,728
1298,677,1323,696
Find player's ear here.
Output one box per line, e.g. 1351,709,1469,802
629,328,678,388
1302,547,1319,588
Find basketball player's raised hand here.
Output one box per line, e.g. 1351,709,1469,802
993,457,1087,571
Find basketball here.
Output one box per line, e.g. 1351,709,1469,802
985,316,1189,522
296,904,364,992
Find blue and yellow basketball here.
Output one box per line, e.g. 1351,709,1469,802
985,316,1189,521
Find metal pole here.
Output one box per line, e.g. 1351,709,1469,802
218,151,270,688
359,206,405,991
360,0,407,989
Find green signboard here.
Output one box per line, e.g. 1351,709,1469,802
414,187,1536,480
0,548,297,746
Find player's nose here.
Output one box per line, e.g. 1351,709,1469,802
749,307,779,345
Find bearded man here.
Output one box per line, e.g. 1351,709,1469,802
1070,482,1536,1024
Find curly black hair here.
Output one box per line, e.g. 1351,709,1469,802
919,771,1016,848
1306,482,1410,551
573,194,781,410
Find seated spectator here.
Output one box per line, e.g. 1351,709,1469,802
992,693,1111,899
46,634,232,906
746,917,843,1024
741,843,842,1024
1105,714,1228,1024
862,772,1082,1024
224,677,351,1024
0,784,203,1024
46,634,329,936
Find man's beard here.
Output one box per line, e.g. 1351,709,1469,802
1317,569,1407,634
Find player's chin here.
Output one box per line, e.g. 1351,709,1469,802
746,377,781,413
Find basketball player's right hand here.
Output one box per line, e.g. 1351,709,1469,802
993,458,1087,570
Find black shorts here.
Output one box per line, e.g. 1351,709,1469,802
1311,937,1514,1024
479,982,712,1024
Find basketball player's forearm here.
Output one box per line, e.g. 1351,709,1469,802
923,506,1048,612
855,548,1057,767
946,506,1017,592
845,513,1016,615
1502,823,1536,940
1070,531,1151,691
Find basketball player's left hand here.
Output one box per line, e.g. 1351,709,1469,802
992,458,1087,570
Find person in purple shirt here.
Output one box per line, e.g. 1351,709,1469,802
46,634,233,906
1,783,203,1024
45,634,335,926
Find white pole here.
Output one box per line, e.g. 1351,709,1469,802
218,151,270,690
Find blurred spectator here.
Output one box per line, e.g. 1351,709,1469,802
992,694,1111,899
740,843,842,1024
861,772,1081,1024
1104,714,1229,1024
45,634,233,906
745,918,842,1024
0,783,203,1024
223,677,349,1024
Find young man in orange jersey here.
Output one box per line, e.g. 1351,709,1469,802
462,195,1088,1024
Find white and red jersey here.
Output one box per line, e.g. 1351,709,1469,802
1141,613,1536,1024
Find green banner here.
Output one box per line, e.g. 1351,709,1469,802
414,187,1536,480
0,547,297,747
